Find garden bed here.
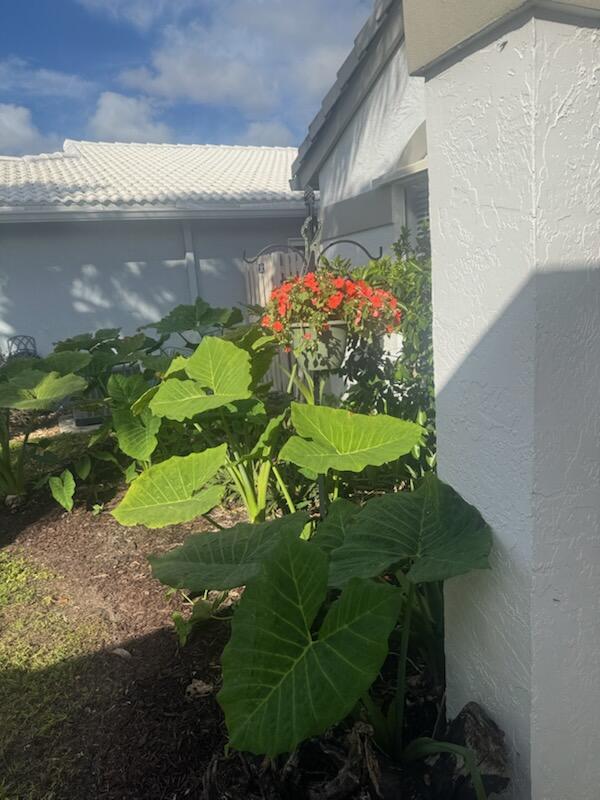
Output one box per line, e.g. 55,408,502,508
0,498,236,799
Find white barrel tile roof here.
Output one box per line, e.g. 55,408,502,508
0,140,303,210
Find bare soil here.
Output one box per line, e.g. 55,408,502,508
0,496,241,800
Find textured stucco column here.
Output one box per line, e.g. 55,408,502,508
404,3,600,798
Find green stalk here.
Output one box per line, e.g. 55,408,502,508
271,464,296,514
225,460,259,522
393,581,415,759
255,460,272,521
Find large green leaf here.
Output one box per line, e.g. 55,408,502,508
113,407,161,462
279,403,423,474
149,337,252,421
108,374,161,461
329,475,492,587
112,444,227,528
143,297,242,335
42,351,92,375
219,534,401,756
107,373,147,406
315,498,360,555
150,512,309,591
0,351,91,381
0,370,87,410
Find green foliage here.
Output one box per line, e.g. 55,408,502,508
150,512,308,591
340,228,434,425
108,374,161,462
218,533,402,756
149,337,252,420
0,368,87,498
48,469,76,512
279,402,423,473
329,475,492,587
0,370,87,411
142,296,243,341
112,445,227,528
313,497,359,555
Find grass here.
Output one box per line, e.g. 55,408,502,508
0,550,110,799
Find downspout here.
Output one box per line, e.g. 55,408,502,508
182,221,200,300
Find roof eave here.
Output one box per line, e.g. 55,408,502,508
0,201,306,225
290,0,404,191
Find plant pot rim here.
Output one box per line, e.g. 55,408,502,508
289,320,346,329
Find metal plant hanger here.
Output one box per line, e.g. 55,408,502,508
243,190,384,517
243,188,383,274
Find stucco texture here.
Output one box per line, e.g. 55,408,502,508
427,14,600,799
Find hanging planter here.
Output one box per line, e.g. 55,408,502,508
290,320,348,372
261,270,402,374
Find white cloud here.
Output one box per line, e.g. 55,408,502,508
88,92,173,143
119,0,371,122
0,57,93,99
76,0,195,31
235,120,295,146
0,104,59,155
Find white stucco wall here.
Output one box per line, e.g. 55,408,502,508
318,41,425,208
427,13,600,798
0,216,301,354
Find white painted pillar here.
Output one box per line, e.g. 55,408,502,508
404,4,600,798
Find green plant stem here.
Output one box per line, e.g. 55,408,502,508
225,461,259,522
394,580,415,759
286,362,298,395
255,460,272,521
203,513,225,530
271,464,296,514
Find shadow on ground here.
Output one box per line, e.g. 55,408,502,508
0,623,228,800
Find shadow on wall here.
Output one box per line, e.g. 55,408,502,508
0,216,302,354
318,41,425,209
435,267,600,798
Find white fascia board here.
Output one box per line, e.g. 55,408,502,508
0,202,306,224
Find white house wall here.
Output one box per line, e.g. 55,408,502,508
318,41,425,209
0,216,301,354
190,218,301,308
316,40,425,263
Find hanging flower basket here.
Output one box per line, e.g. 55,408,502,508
261,270,402,373
290,320,348,372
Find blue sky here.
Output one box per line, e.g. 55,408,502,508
0,0,372,155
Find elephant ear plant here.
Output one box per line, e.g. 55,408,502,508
147,395,493,799
111,335,289,526
0,355,87,500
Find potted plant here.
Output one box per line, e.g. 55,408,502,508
261,270,403,372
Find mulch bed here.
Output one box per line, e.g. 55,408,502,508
1,497,239,800
0,497,508,800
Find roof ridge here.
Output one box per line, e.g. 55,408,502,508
70,139,297,152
